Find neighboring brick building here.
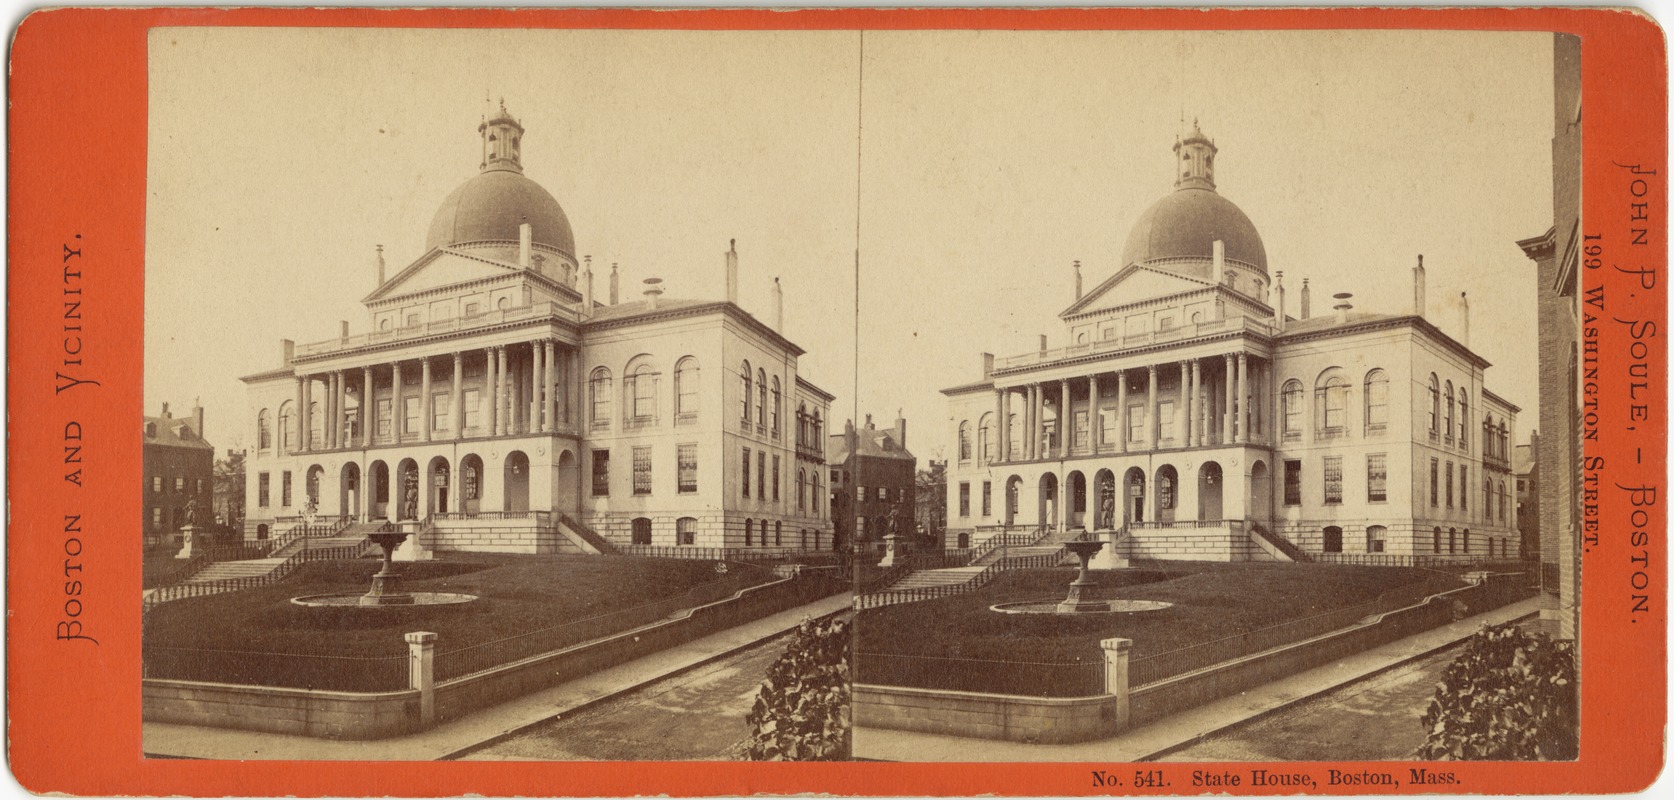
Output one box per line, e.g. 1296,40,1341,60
828,414,917,555
1515,435,1539,566
143,402,215,548
1516,33,1581,640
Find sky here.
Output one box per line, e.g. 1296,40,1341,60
146,28,1553,461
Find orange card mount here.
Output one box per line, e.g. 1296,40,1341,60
6,6,1666,797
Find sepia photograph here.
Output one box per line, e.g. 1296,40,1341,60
138,24,1579,769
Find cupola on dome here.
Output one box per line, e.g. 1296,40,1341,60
1119,124,1267,273
424,102,577,259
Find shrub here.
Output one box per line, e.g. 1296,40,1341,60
1419,622,1577,760
741,615,851,761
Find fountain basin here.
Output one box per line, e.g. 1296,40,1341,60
990,599,1173,615
291,592,478,608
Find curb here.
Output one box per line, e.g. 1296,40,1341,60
437,600,852,760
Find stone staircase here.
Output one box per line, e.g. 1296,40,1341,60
186,557,290,584
886,566,989,590
185,521,379,585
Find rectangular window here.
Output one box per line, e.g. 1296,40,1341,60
757,452,767,501
959,483,971,517
1099,408,1117,448
1367,454,1388,502
1430,458,1440,506
377,399,392,438
152,476,162,493
772,455,782,501
633,447,652,495
1460,466,1469,513
1127,405,1145,442
1157,400,1176,441
257,473,270,508
1284,460,1302,506
197,478,206,495
464,302,481,317
1445,462,1455,508
281,471,292,507
403,397,420,435
151,507,162,528
1323,456,1343,505
742,448,752,498
678,444,698,493
981,481,992,516
463,389,481,430
175,476,185,492
591,450,610,496
432,393,450,432
1074,411,1089,450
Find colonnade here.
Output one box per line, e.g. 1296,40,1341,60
290,338,580,453
991,351,1272,462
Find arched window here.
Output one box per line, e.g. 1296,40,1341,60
625,359,659,425
1366,525,1388,554
677,517,696,546
1429,374,1441,434
589,367,613,429
740,361,753,423
631,517,653,545
756,368,768,426
744,519,754,547
979,413,995,463
798,468,807,511
1448,527,1458,554
1281,380,1304,438
1433,526,1442,554
775,520,783,547
1458,392,1470,446
279,401,295,452
1463,528,1472,554
1314,369,1348,438
958,421,972,462
309,401,322,448
1323,525,1343,553
1500,480,1509,520
1363,369,1388,433
675,357,700,421
1444,380,1455,441
771,377,782,436
257,409,272,453
1008,412,1022,455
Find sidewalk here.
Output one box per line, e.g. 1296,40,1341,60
853,596,1541,762
143,592,854,761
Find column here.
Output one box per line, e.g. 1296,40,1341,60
391,362,403,444
484,348,498,438
1033,384,1045,459
544,340,558,432
362,367,374,448
1192,360,1205,446
1090,375,1102,453
496,347,510,435
1237,353,1249,444
1222,354,1234,444
529,342,542,432
993,388,1005,461
1059,378,1070,456
1183,360,1195,447
1145,365,1158,449
1116,371,1128,454
294,376,306,454
451,352,464,439
335,372,347,449
1177,361,1190,448
420,356,433,443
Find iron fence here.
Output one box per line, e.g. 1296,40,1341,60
855,651,1104,698
141,539,378,614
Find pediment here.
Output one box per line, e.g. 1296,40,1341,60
1063,264,1215,316
364,249,518,303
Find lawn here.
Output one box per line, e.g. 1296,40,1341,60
854,562,1460,696
143,553,785,691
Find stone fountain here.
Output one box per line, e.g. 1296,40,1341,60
360,530,415,605
1057,539,1109,613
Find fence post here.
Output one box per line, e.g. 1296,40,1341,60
405,631,437,726
1100,637,1133,730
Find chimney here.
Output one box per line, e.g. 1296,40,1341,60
282,338,295,365
193,401,205,441
583,256,595,314
865,413,874,430
725,239,739,304
1274,270,1287,332
1332,292,1353,325
375,245,386,286
609,263,620,305
1413,254,1427,317
895,409,907,450
161,401,171,419
339,320,350,340
981,352,995,379
1039,334,1048,352
643,277,664,311
1460,291,1471,347
1213,239,1225,278
518,221,532,267
1300,278,1312,320
772,276,784,331
1073,260,1084,301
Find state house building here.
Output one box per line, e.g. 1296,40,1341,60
241,104,834,552
943,125,1521,563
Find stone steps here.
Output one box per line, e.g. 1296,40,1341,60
187,558,288,584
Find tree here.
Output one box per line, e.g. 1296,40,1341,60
914,459,947,548
741,616,851,761
211,449,246,531
1419,622,1577,760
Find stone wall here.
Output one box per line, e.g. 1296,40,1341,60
142,680,421,740
428,520,570,554
1124,524,1239,561
854,684,1119,745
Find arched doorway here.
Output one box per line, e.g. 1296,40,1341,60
1038,473,1059,529
427,456,451,515
1004,475,1022,526
632,517,653,545
1123,467,1146,525
1323,525,1343,553
305,465,324,511
460,454,483,514
556,449,577,514
1198,461,1224,521
1154,465,1179,523
339,462,360,519
1067,471,1087,529
503,451,530,513
1094,469,1116,530
369,460,390,518
256,523,269,540
1249,460,1272,521
396,458,419,520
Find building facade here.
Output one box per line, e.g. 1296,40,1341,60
143,402,215,548
944,125,1521,563
241,104,834,552
827,414,918,555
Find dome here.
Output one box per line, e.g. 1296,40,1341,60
425,169,576,257
1120,187,1267,272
